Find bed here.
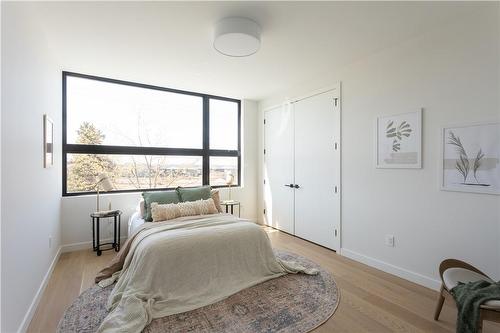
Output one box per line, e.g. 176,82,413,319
96,194,316,333
127,211,145,236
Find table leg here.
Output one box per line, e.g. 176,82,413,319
225,205,229,213
231,205,234,214
116,215,121,252
96,218,101,256
238,205,240,218
92,217,95,250
113,215,117,249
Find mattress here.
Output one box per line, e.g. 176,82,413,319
128,211,145,236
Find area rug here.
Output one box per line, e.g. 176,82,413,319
57,250,339,333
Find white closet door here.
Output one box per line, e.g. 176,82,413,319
263,105,295,234
294,90,340,250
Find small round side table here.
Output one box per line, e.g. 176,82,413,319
221,200,241,217
91,210,122,256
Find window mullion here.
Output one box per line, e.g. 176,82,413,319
64,144,204,156
237,100,242,187
202,96,210,185
208,150,239,157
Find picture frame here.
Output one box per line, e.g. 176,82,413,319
440,121,499,195
376,109,422,169
43,114,54,168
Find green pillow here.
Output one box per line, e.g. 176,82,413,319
142,190,181,222
176,185,212,203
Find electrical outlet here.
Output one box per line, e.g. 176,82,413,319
48,235,52,249
385,235,395,247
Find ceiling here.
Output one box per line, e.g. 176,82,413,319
19,1,478,100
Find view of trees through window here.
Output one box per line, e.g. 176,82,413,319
63,73,240,195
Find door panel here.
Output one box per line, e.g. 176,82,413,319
293,90,340,250
264,105,295,234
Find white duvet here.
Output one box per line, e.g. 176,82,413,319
97,214,316,333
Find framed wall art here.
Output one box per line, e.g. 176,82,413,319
376,109,422,168
43,114,54,168
441,121,499,195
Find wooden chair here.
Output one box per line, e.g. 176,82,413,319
434,259,500,332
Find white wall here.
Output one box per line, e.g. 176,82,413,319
60,99,259,247
228,100,259,220
259,5,500,288
1,4,62,332
497,2,500,289
498,2,500,283
0,3,3,331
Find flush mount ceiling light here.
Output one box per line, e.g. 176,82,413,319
214,17,261,57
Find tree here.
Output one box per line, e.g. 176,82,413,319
75,122,105,144
121,114,195,189
67,122,115,192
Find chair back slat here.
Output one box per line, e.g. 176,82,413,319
439,258,490,282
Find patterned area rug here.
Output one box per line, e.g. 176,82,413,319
57,250,339,333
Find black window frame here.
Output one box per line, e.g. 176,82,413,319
62,71,241,196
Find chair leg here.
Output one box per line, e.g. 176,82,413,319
434,284,446,321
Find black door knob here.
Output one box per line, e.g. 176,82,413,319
284,184,293,188
294,184,300,189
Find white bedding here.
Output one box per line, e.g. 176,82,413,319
127,212,145,236
97,214,317,332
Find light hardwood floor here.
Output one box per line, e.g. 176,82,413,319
28,227,499,333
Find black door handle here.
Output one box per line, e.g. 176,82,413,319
284,184,293,188
294,184,300,189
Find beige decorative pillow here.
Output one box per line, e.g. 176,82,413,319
177,201,198,217
211,189,223,213
197,198,219,215
151,202,180,222
151,198,219,222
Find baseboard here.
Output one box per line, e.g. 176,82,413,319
61,236,128,253
340,248,441,291
17,246,62,333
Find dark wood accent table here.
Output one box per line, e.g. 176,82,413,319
91,210,122,256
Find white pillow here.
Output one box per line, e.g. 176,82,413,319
138,199,146,218
151,198,219,222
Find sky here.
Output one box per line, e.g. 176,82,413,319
66,75,238,167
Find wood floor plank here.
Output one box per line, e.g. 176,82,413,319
27,252,85,333
80,250,115,293
27,227,500,332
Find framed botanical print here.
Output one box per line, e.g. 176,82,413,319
441,121,499,195
43,114,54,168
376,109,422,168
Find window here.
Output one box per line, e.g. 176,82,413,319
209,156,238,186
63,72,240,195
209,99,238,150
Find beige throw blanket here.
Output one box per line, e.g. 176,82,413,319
96,214,317,333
